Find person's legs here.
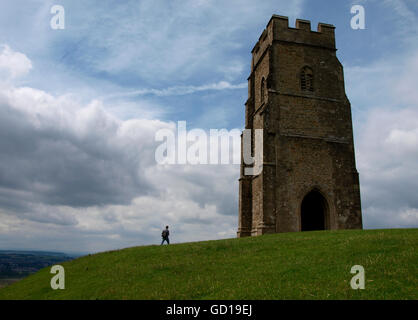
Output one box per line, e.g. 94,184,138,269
166,237,170,245
161,238,165,245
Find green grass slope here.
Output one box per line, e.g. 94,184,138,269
0,229,416,300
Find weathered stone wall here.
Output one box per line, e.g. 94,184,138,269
237,15,363,237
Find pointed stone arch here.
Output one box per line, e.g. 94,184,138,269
300,188,329,231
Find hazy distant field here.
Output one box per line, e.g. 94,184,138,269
0,251,74,290
0,279,20,289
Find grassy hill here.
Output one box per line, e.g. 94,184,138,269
0,228,416,300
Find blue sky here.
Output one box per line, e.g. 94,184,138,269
0,0,417,254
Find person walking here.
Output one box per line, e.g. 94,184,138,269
161,225,170,245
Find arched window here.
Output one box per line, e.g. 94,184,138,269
260,77,265,104
300,66,314,92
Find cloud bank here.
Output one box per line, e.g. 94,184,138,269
0,46,239,253
0,0,417,253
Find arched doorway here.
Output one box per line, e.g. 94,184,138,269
301,190,328,231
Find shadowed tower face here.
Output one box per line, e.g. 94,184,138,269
237,15,363,237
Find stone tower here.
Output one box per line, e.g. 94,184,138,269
237,15,363,237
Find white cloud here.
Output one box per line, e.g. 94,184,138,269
0,44,32,79
38,0,304,83
399,208,418,225
386,128,418,153
1,0,417,253
106,81,247,98
0,46,240,252
356,106,418,228
347,46,418,229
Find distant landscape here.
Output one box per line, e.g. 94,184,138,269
0,251,75,289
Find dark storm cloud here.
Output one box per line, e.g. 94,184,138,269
0,94,156,214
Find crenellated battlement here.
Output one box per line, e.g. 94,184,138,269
251,15,336,69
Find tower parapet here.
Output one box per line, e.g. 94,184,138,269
251,15,336,71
